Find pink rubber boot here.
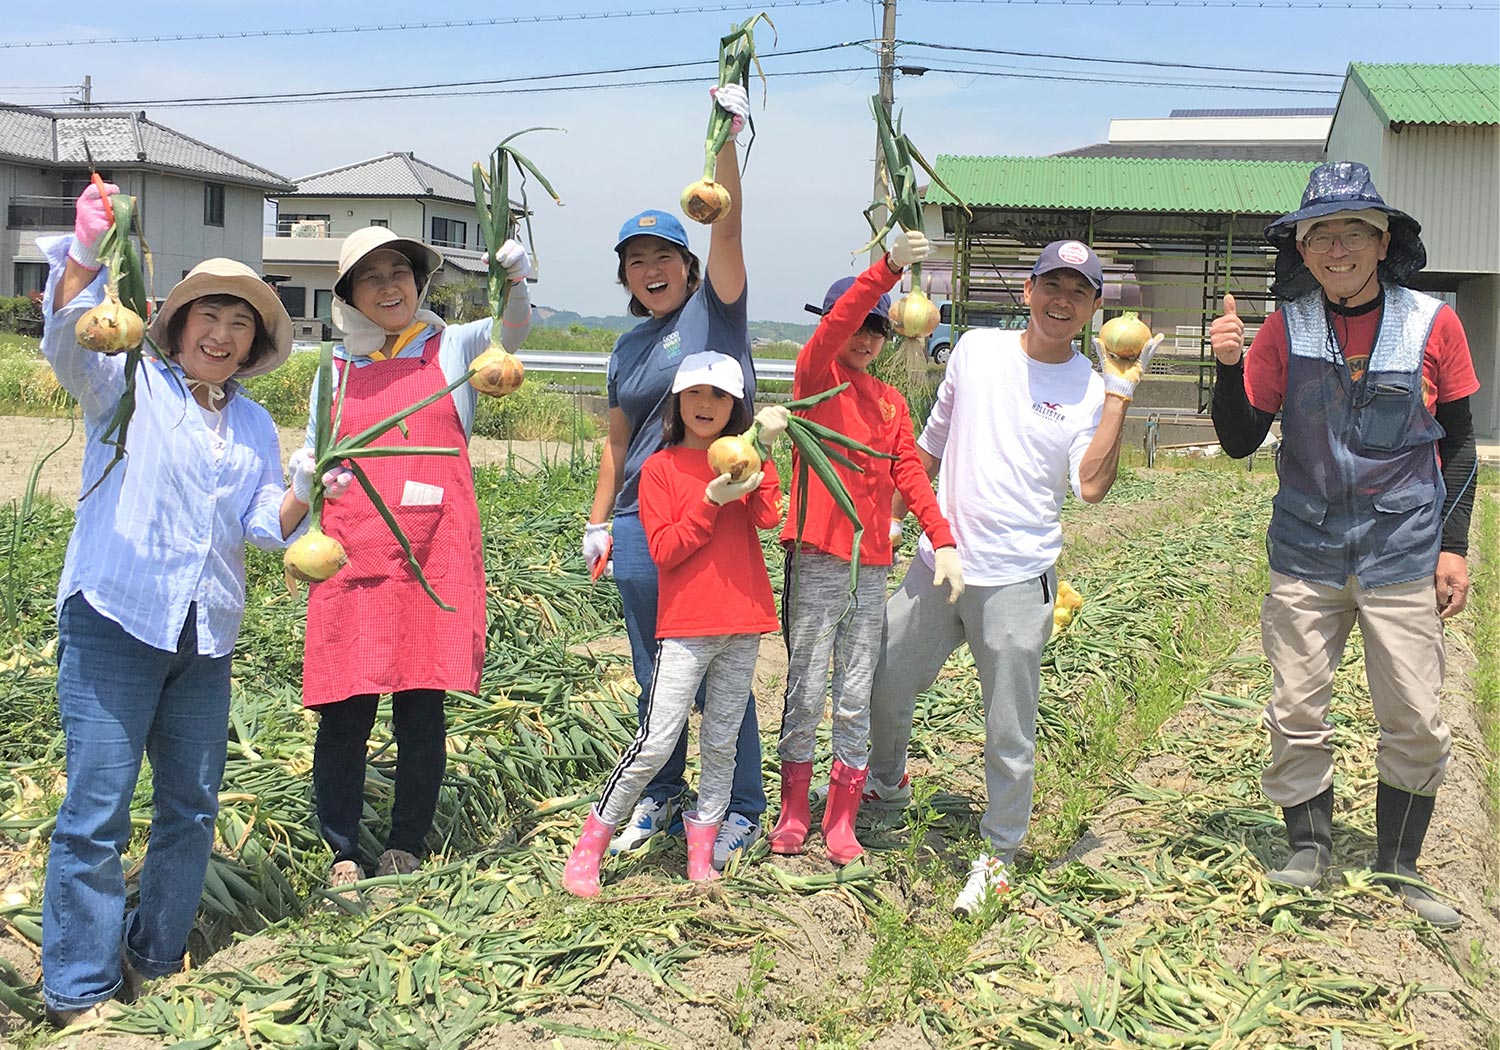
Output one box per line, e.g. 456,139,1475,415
684,812,721,882
563,809,615,897
822,760,868,865
768,761,815,855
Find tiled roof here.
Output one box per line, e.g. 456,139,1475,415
1345,63,1499,127
926,155,1317,214
283,152,474,203
0,105,293,189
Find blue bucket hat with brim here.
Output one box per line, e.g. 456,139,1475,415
1267,161,1426,301
804,276,892,321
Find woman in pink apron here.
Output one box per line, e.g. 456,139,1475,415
296,227,532,887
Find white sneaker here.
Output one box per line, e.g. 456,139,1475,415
608,796,679,855
810,772,912,811
712,812,762,870
953,854,1012,917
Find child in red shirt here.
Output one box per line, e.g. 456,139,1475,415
769,230,964,865
564,351,787,895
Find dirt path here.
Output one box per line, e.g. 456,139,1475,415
0,416,597,508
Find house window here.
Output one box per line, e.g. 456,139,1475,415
430,217,466,248
204,183,225,227
277,285,307,317
13,262,47,297
369,219,389,228
314,289,333,322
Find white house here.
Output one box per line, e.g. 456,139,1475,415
263,152,496,341
0,104,293,299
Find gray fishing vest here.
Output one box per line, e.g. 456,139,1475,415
1268,284,1446,588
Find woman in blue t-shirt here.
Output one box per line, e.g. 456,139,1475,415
584,82,782,870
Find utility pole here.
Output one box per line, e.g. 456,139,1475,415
81,76,93,108
870,0,898,265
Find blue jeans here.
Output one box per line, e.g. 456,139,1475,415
43,594,232,1011
612,512,766,818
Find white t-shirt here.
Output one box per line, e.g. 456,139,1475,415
916,329,1105,586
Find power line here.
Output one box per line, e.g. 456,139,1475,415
919,65,1340,92
0,0,847,50
901,40,1344,78
914,0,1496,8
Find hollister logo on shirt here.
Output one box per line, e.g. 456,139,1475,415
663,331,682,359
1032,400,1065,422
879,398,896,422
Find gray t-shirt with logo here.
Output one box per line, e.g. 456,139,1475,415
607,276,752,516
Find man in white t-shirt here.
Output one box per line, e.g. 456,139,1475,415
869,240,1160,916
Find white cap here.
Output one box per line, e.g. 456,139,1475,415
1296,208,1390,244
671,351,744,399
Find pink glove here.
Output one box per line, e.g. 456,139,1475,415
70,182,119,270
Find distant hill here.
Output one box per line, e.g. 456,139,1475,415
533,305,815,345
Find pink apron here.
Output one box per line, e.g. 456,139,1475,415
302,336,485,707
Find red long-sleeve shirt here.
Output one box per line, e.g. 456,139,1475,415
639,446,782,639
779,258,956,565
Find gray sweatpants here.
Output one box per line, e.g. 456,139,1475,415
596,633,761,826
779,547,890,767
868,555,1055,863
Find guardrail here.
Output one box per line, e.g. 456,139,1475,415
290,344,797,382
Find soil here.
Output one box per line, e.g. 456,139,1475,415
0,416,594,508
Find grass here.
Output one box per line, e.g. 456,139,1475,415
1466,469,1498,866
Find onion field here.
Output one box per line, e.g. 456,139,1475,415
0,459,1494,1049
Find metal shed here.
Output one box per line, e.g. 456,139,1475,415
925,155,1317,411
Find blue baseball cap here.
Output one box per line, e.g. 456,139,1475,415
1031,240,1104,293
615,210,690,252
805,276,892,320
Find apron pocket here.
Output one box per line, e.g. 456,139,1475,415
342,503,451,584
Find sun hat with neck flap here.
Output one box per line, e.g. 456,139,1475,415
330,227,446,356
146,258,293,379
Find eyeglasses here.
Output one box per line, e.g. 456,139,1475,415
1302,228,1380,254
859,316,891,339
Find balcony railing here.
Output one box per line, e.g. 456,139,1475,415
7,196,74,231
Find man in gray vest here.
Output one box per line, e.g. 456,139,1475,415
1209,161,1479,929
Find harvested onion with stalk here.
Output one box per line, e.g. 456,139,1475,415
469,129,563,398
283,340,475,609
1098,311,1153,361
710,382,893,597
680,12,773,225
72,189,166,499
856,95,970,357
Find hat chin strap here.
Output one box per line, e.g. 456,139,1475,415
1333,268,1377,308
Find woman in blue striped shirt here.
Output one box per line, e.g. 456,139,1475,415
37,183,339,1030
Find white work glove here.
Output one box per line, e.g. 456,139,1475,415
69,181,119,270
583,522,612,578
753,405,789,445
288,447,354,503
888,229,931,270
489,238,532,283
711,83,751,140
706,470,762,506
1092,331,1165,402
931,546,964,604
890,517,905,543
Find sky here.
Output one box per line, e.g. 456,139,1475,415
2,1,1497,322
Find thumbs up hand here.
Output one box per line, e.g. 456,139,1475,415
1209,293,1246,365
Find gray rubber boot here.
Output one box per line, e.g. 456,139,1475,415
1374,782,1461,930
1266,786,1333,889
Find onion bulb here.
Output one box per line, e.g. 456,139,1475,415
680,179,733,225
1098,312,1152,361
284,528,348,583
707,434,761,483
75,288,144,355
469,347,525,398
890,290,940,340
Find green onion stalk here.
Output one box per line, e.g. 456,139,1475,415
680,12,774,224
468,128,563,398
72,192,163,498
708,383,893,600
282,341,474,611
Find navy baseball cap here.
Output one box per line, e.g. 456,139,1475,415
1031,240,1103,292
615,210,690,252
804,276,892,319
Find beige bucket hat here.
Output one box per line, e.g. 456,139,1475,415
332,227,443,304
146,258,293,379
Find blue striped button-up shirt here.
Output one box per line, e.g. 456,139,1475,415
39,235,296,656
